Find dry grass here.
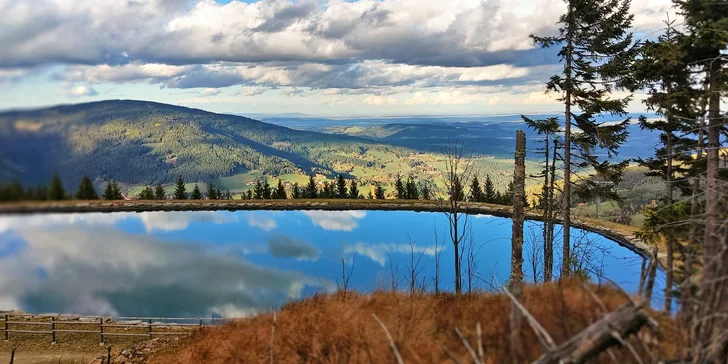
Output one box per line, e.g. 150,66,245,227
152,280,681,364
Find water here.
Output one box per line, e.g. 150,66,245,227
0,210,665,317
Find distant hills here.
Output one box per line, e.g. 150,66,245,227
0,100,404,188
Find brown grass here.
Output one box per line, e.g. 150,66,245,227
152,280,681,364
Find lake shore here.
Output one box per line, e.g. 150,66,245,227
0,199,650,258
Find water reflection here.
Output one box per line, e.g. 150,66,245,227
0,210,663,317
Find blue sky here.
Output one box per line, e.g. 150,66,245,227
0,0,677,117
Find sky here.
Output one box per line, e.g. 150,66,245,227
0,0,678,117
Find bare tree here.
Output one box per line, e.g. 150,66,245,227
439,136,475,294
388,254,399,292
432,220,443,294
336,255,356,295
406,235,426,295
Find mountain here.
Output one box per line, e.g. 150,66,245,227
0,100,406,188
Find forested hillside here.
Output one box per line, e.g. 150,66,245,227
0,100,406,188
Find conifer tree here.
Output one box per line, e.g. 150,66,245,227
225,190,232,200
336,174,347,198
191,184,202,200
154,184,166,200
138,186,154,200
292,182,301,199
349,180,360,199
375,184,386,199
420,184,431,200
484,174,497,203
451,175,465,202
48,174,66,200
394,174,405,199
368,189,374,199
532,0,638,277
206,183,219,200
275,179,287,199
469,176,484,202
75,176,98,200
304,174,318,198
173,176,187,200
253,179,264,199
103,180,122,200
405,176,419,199
262,180,272,199
246,190,253,200
322,181,333,198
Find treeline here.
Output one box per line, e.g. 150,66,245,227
0,174,124,201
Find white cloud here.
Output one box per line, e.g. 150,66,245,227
247,213,277,231
200,87,221,97
363,95,397,106
344,241,441,266
301,211,366,231
61,84,98,97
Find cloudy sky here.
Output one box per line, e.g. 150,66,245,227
0,0,676,116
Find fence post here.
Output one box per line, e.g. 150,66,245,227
51,316,56,344
148,319,152,339
4,314,8,341
99,317,104,345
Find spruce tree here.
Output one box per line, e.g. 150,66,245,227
375,184,386,199
138,186,154,200
206,183,219,200
484,174,497,203
275,179,287,199
292,182,301,199
111,180,122,200
349,180,360,199
532,0,638,276
48,174,66,200
173,176,187,200
405,176,419,199
394,174,405,199
420,184,431,200
75,176,98,200
336,174,347,198
191,184,202,200
469,176,484,202
322,181,333,198
154,184,166,200
103,180,122,200
304,174,318,198
246,190,253,200
451,176,465,202
262,180,272,199
253,179,264,199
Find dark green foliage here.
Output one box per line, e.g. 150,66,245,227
275,179,287,199
191,184,202,200
262,180,272,199
224,190,232,200
304,175,318,199
336,174,347,198
75,176,98,200
154,184,166,200
502,181,515,205
321,181,334,198
48,174,66,200
450,176,465,202
206,183,219,200
103,180,122,200
138,186,155,200
253,179,265,199
484,175,497,203
173,176,187,200
292,182,301,199
375,184,386,199
420,184,431,200
245,190,253,200
394,174,405,199
0,181,26,201
469,176,484,202
405,176,419,199
349,180,360,199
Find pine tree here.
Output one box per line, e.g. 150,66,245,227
451,176,465,202
349,180,360,199
394,174,405,199
275,179,287,199
48,174,66,200
469,176,484,202
375,184,386,199
191,184,202,200
420,184,431,200
253,179,264,199
154,184,166,200
304,174,318,198
206,183,219,200
246,190,253,200
111,180,122,200
532,0,638,276
138,186,154,200
262,180,272,199
173,176,187,200
103,180,122,200
336,174,347,198
322,181,333,198
484,174,497,203
292,182,301,199
502,181,515,205
75,176,98,200
405,176,419,199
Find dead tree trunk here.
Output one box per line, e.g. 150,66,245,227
509,130,526,361
533,302,650,364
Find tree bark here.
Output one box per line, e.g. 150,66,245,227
511,129,526,284
562,2,574,278
533,302,649,364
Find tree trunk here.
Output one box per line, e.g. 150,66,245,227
511,130,526,284
561,3,574,278
664,132,674,312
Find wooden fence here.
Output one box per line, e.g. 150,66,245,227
1,313,227,344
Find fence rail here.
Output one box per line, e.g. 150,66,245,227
1,313,228,344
